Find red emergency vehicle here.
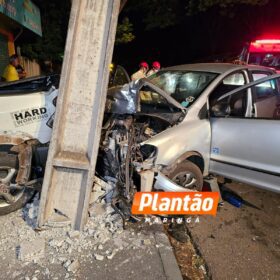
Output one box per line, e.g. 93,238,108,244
239,37,280,72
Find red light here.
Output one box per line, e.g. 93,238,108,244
255,39,280,44
249,39,280,53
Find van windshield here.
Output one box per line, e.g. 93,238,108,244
249,53,280,67
148,71,218,108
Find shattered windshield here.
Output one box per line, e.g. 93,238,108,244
147,70,218,108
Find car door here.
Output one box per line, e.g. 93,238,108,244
109,65,130,87
209,74,280,192
250,71,278,118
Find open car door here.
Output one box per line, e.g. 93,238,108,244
209,74,280,193
109,65,130,87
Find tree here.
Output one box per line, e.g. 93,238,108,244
124,0,185,30
21,0,272,63
124,0,270,30
187,0,269,16
115,17,135,44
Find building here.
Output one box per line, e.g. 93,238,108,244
0,0,42,76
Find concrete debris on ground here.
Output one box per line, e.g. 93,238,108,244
17,238,45,262
94,253,104,261
1,196,125,275
0,193,182,280
65,259,80,273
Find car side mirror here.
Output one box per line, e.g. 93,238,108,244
211,103,231,117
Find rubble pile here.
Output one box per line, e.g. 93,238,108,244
0,194,155,279
44,202,126,265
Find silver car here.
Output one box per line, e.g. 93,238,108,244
102,63,280,194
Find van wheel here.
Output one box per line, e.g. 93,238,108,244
0,166,35,215
0,188,35,216
0,147,34,215
167,160,203,191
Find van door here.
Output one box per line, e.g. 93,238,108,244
209,74,280,193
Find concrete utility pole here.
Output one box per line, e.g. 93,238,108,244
38,0,121,230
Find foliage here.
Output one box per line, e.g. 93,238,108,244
125,0,184,30
124,0,270,29
115,17,135,45
187,0,269,16
21,0,271,62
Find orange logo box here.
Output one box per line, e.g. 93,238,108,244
132,192,219,216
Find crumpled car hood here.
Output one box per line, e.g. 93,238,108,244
105,79,185,115
106,81,140,114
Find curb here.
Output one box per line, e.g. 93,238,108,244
154,229,183,280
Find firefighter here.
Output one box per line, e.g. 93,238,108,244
131,61,149,81
147,61,161,77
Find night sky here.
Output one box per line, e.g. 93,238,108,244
113,0,280,74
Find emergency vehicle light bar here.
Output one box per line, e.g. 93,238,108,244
249,39,280,53
255,39,280,44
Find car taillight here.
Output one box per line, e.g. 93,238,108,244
53,97,57,106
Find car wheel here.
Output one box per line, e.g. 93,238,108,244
166,160,203,191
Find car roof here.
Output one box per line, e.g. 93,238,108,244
163,63,274,74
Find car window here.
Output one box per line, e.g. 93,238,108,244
210,90,248,118
223,73,245,85
213,75,280,120
254,79,277,99
209,72,247,118
251,72,276,99
148,71,218,108
252,73,269,81
139,85,181,113
252,77,280,119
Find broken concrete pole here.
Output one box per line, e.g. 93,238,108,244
38,0,121,230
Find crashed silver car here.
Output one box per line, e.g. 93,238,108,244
96,63,280,209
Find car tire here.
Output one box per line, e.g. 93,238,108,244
0,189,35,216
166,160,203,191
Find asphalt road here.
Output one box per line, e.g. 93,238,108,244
188,182,280,280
